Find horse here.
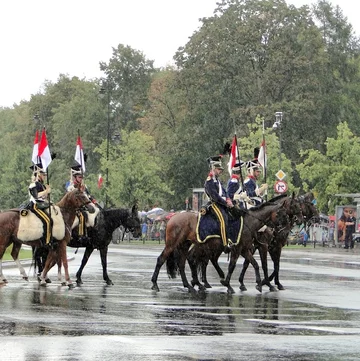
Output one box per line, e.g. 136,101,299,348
151,196,287,293
237,192,305,292
265,192,320,290
67,204,141,286
0,190,93,287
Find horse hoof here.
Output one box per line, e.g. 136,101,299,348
61,282,67,286
40,282,47,287
151,283,160,292
204,282,212,289
269,285,276,292
68,283,75,289
220,279,228,287
106,279,114,286
187,286,196,294
240,285,247,291
23,277,29,282
45,278,52,284
76,279,83,285
256,285,262,293
277,284,285,290
198,284,207,292
2,279,8,284
227,287,235,294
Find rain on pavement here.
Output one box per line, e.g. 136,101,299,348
1,244,360,361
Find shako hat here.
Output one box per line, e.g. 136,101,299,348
29,162,46,174
207,155,224,170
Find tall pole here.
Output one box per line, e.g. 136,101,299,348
106,87,110,208
274,112,283,170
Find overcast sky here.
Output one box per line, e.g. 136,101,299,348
1,0,359,108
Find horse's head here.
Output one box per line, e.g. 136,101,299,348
124,204,141,238
299,193,320,226
68,189,93,212
284,192,304,225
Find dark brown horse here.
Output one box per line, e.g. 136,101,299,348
70,204,142,285
0,190,92,287
151,197,287,293
237,192,305,291
265,192,320,290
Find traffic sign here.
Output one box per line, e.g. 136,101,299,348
275,170,286,180
274,180,288,194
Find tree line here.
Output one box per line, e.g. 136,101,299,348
1,0,360,214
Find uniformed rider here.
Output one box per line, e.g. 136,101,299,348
243,158,268,206
66,164,94,242
204,155,234,250
28,162,53,246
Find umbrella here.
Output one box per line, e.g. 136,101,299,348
146,207,166,220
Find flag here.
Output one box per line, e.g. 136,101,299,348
258,139,266,169
227,135,239,175
74,135,86,172
38,128,52,171
97,174,103,189
31,130,39,164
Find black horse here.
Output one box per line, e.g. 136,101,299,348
35,204,141,286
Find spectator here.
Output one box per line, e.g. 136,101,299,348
344,210,356,249
141,221,148,242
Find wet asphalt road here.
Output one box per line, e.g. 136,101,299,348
1,243,360,361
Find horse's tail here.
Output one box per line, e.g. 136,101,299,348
166,249,179,279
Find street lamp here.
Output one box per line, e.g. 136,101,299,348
273,111,283,170
99,83,111,208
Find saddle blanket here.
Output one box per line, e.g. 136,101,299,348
17,205,65,242
196,211,243,245
71,203,100,229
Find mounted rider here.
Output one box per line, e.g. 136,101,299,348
28,162,53,246
204,155,234,251
243,148,268,206
66,164,97,242
227,161,250,210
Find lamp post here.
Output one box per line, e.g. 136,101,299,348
99,83,111,208
273,111,283,170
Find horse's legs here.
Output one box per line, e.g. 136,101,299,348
76,246,94,285
258,244,276,292
151,247,174,291
100,246,113,285
188,250,205,290
10,242,28,281
177,247,195,292
59,241,73,288
220,252,241,294
244,248,262,293
238,259,250,291
40,250,57,286
209,253,225,285
269,246,284,290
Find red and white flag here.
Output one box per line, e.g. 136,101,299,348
74,135,86,172
31,130,39,164
38,128,52,171
258,139,267,169
97,174,103,189
227,135,239,175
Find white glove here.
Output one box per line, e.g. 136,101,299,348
234,191,248,201
257,183,268,195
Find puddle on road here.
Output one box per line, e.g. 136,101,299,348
0,281,359,338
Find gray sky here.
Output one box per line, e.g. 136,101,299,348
1,0,359,108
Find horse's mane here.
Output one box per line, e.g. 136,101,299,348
267,193,288,204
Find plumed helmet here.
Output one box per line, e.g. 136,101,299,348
207,155,224,170
246,160,261,175
71,164,83,177
232,161,244,174
29,162,46,175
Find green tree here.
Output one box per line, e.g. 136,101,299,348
297,122,360,213
94,130,173,209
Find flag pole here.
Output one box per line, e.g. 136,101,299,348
262,119,267,201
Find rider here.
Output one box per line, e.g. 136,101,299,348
204,155,234,251
243,148,268,206
66,164,95,242
28,162,53,247
227,161,249,210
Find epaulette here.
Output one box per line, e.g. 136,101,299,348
206,176,212,181
29,182,36,188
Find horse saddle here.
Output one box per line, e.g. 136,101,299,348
196,208,243,245
17,205,66,242
71,203,100,229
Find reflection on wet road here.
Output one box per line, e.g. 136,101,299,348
1,245,360,360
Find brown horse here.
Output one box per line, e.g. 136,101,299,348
237,192,305,292
0,190,92,287
151,197,287,293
